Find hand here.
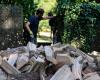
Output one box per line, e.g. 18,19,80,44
29,30,33,35
29,31,34,38
30,34,34,38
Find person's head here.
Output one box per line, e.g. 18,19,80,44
48,12,53,16
36,8,44,17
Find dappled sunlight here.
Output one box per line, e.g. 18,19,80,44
37,32,52,43
3,18,13,29
37,0,57,13
0,5,23,50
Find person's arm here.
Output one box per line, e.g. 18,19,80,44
25,21,33,35
42,16,55,20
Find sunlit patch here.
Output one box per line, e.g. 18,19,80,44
1,42,4,46
3,18,13,29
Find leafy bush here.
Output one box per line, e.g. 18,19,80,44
56,0,100,52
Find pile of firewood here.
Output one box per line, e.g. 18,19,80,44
0,42,100,80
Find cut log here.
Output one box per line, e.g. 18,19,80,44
27,42,37,51
29,57,44,72
16,55,29,69
7,53,18,66
0,69,7,80
83,72,100,80
27,61,37,72
22,52,29,57
53,47,64,52
44,46,57,64
31,56,45,63
66,45,94,63
0,56,20,75
56,54,71,64
40,63,46,80
72,56,83,80
20,64,31,73
0,56,2,64
96,56,100,70
50,65,75,80
76,49,94,63
51,42,61,47
53,44,70,53
37,45,44,53
82,66,96,75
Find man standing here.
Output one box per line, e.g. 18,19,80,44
25,8,53,44
25,8,44,44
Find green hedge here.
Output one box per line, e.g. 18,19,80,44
56,0,100,52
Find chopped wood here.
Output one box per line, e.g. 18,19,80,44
50,65,75,80
27,61,37,73
52,44,70,53
0,56,20,75
96,57,100,69
83,72,100,80
20,64,31,73
27,42,37,51
56,54,71,64
51,42,61,47
30,56,45,63
0,43,100,80
0,69,7,80
44,46,57,64
16,55,29,69
72,56,83,80
76,49,94,63
7,53,18,66
65,45,94,63
40,63,46,80
37,45,44,53
28,59,42,72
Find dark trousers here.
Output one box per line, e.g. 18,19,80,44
23,32,37,45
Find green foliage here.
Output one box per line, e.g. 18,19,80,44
56,0,100,52
36,0,57,31
0,0,37,20
39,20,50,32
18,0,36,19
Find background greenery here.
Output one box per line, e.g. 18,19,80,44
55,0,100,52
0,0,36,19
